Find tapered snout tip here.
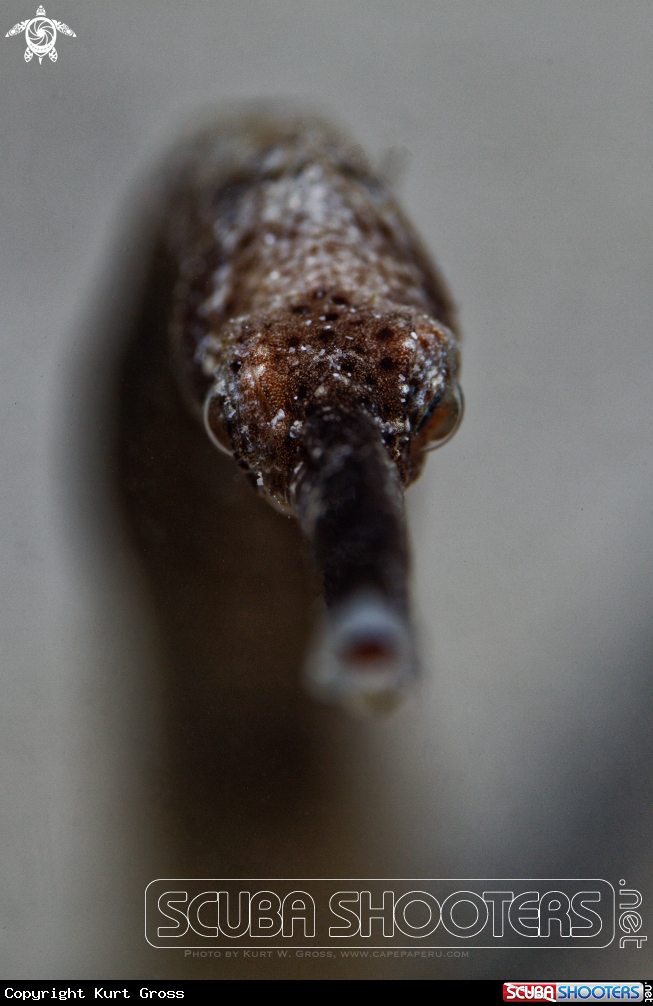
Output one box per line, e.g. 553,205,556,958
304,592,418,715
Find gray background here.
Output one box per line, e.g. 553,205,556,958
1,0,652,980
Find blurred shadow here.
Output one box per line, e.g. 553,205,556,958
115,235,364,881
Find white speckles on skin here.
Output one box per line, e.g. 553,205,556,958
201,355,218,376
261,147,285,172
167,117,460,502
211,163,434,319
194,334,220,363
201,263,232,315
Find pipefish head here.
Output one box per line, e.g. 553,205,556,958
203,298,462,507
202,302,461,712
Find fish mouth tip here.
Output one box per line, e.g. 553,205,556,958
304,591,417,714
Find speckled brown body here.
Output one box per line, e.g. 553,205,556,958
165,114,461,510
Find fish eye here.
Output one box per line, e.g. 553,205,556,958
419,381,464,451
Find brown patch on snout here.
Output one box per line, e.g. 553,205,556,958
207,302,450,499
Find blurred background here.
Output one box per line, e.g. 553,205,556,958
1,0,652,980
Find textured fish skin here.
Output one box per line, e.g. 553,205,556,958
162,110,462,709
164,112,461,511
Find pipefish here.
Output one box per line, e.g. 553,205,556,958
163,113,462,714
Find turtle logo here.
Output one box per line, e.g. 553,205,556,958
6,6,76,64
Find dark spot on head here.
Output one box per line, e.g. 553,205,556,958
377,327,392,341
288,336,300,348
230,360,242,373
238,230,255,251
366,374,377,387
296,385,307,401
380,357,396,372
324,312,339,322
291,305,309,314
332,296,348,306
353,345,364,354
318,329,333,341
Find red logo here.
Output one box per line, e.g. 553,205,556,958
504,985,556,1002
